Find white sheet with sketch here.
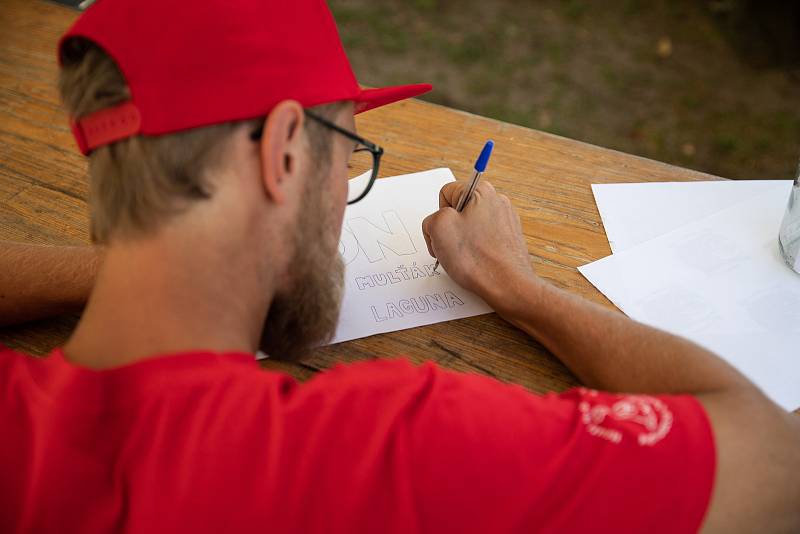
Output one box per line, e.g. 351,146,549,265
331,168,493,344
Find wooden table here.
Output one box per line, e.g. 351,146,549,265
0,0,735,397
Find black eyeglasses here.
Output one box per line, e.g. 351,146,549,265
250,109,384,205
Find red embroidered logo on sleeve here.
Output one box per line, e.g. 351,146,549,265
577,389,673,446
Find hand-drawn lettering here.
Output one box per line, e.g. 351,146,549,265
386,302,404,320
395,265,410,280
355,276,375,291
339,228,360,266
369,291,466,323
331,170,494,343
411,296,430,313
426,293,448,310
422,263,441,277
399,299,414,314
410,262,426,280
445,291,465,307
342,210,417,263
352,262,448,293
371,305,388,322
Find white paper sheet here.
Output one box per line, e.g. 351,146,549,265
580,186,800,410
331,168,492,344
592,181,791,253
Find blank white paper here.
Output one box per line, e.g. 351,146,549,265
592,180,791,253
580,186,800,410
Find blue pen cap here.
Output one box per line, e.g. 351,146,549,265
474,140,494,172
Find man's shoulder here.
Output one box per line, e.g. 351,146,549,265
0,343,29,357
0,343,36,373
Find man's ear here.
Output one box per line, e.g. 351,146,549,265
258,100,306,205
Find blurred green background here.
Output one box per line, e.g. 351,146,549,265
329,0,800,180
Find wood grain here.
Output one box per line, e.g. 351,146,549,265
7,0,788,413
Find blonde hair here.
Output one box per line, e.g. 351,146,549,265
59,37,340,243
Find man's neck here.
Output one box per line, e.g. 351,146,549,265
64,226,275,369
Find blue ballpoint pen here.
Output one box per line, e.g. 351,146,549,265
433,140,494,273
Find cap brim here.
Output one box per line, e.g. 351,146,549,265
353,83,432,114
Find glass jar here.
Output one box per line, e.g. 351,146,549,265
778,162,800,274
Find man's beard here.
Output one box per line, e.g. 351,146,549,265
259,174,345,361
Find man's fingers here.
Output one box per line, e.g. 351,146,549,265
439,181,466,209
440,180,499,210
476,181,496,196
422,208,458,259
421,213,436,258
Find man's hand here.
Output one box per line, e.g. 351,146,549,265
421,181,534,304
422,180,800,532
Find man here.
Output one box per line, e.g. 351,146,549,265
0,0,798,532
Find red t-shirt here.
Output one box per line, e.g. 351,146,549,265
0,345,715,533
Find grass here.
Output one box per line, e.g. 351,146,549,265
329,0,800,180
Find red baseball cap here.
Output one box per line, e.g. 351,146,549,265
59,0,432,155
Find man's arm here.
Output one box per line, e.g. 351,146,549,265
422,181,800,533
493,273,800,533
0,242,100,326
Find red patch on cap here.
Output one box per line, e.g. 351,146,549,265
70,101,141,155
